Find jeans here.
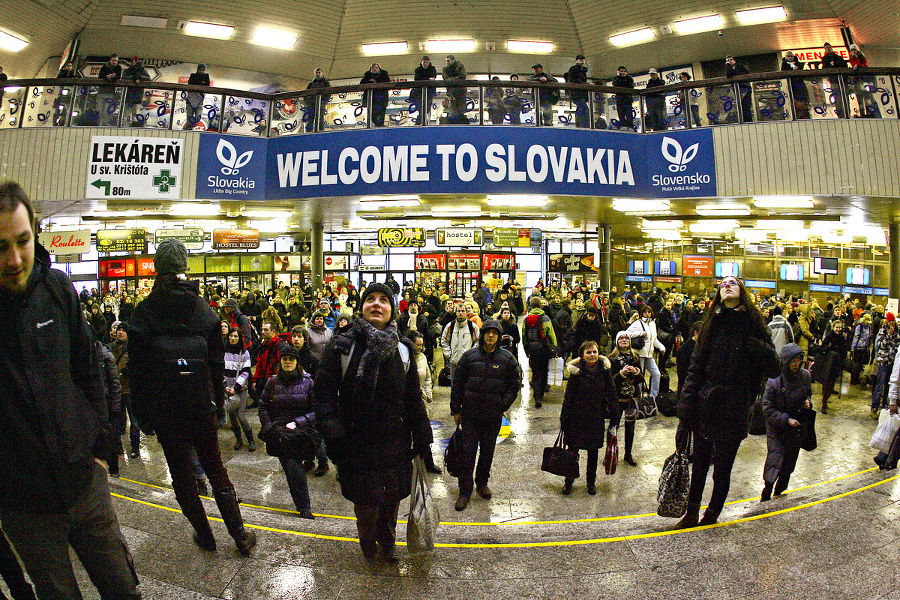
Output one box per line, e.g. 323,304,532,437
188,446,206,482
458,417,501,497
688,434,743,515
124,395,140,450
278,457,311,511
0,463,140,600
873,363,891,409
529,353,551,402
615,97,633,130
641,356,661,398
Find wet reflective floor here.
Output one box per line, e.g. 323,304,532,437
40,355,900,599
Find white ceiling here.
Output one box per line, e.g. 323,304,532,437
3,0,899,83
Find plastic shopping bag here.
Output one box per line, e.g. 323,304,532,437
869,409,900,452
407,457,440,553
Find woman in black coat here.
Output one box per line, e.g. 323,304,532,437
497,306,520,357
560,340,618,495
676,276,780,528
816,319,850,414
655,300,677,369
572,306,606,352
761,343,812,501
313,284,432,562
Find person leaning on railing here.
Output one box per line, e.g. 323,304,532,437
781,52,810,119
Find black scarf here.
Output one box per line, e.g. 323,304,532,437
354,317,400,378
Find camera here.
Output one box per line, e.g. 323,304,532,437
717,30,724,37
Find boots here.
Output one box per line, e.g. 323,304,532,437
182,504,216,552
359,540,379,560
673,502,701,529
562,478,573,495
760,482,773,502
243,426,256,452
233,428,243,451
587,479,597,495
214,488,256,556
698,508,719,526
773,475,790,497
821,397,829,415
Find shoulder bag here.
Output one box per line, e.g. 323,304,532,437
541,431,580,479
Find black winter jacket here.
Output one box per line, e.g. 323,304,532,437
678,306,780,441
567,64,589,101
763,344,812,434
573,314,606,351
561,357,617,449
313,320,432,506
450,335,520,421
611,74,635,103
259,369,315,432
0,245,109,512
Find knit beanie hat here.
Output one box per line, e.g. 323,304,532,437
360,283,396,321
616,331,631,344
154,238,188,275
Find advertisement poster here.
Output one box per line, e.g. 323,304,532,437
99,258,136,278
448,253,481,271
155,228,205,250
324,254,351,271
482,254,515,271
493,227,541,248
196,135,267,201
213,229,260,249
435,227,483,247
377,228,426,247
87,137,183,199
683,255,714,277
415,254,447,270
549,254,598,273
96,229,147,253
38,230,91,255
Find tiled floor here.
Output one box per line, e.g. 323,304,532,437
27,355,900,599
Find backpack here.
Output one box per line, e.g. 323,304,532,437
445,319,476,346
524,313,552,356
144,306,213,414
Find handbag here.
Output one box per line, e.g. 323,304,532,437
631,321,646,350
869,409,900,452
407,457,440,553
657,437,692,517
798,407,817,452
443,425,464,477
438,365,451,387
604,430,618,475
748,398,766,435
624,384,657,421
541,431,580,479
261,422,321,462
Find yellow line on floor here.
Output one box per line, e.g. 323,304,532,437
111,472,900,548
116,466,880,526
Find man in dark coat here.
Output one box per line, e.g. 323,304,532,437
413,56,437,124
725,55,754,122
821,42,848,118
529,63,558,126
567,55,589,128
644,68,666,131
612,65,635,130
304,67,331,132
450,320,520,510
0,182,140,599
361,63,391,127
442,55,468,124
314,284,432,562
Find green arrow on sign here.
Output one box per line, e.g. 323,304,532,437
91,179,111,196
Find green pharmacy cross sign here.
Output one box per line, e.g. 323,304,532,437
153,170,177,193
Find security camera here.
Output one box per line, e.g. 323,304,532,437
717,30,724,37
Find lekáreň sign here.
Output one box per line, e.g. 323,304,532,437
38,229,91,255
87,136,183,199
265,127,715,199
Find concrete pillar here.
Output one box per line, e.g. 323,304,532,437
600,224,612,291
890,222,900,299
311,221,324,292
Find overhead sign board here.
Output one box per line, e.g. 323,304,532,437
213,229,260,249
415,253,447,270
155,228,205,250
55,253,82,263
195,135,266,201
435,227,483,247
377,228,426,247
324,254,350,271
549,254,598,273
38,229,91,255
683,255,714,277
87,136,183,199
96,229,147,253
493,227,541,248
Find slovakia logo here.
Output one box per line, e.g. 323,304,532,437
661,137,699,172
216,139,253,176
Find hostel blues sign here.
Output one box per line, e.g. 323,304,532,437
263,127,716,200
196,134,267,200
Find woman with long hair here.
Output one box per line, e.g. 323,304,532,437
224,327,255,451
675,276,780,528
625,305,665,399
608,331,645,466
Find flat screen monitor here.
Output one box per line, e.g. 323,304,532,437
846,268,870,285
814,256,839,275
629,260,649,275
716,262,739,278
780,264,804,281
655,260,677,276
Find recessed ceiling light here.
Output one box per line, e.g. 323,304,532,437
506,40,554,53
612,198,670,212
735,6,787,24
673,14,724,34
753,196,814,208
423,39,476,53
644,229,683,240
182,21,234,39
486,195,548,207
359,197,421,209
696,204,751,216
170,203,220,216
609,28,655,47
251,27,298,50
689,220,738,233
641,219,682,229
0,30,28,52
362,41,409,55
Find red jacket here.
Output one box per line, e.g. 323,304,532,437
253,332,291,384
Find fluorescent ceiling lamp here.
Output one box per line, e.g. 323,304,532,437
486,195,548,207
423,39,476,53
644,229,683,240
362,41,408,55
183,21,234,39
735,229,769,243
674,14,723,34
757,219,805,230
170,203,220,216
611,198,670,212
696,204,751,216
252,28,298,50
753,196,814,208
689,220,738,233
431,204,482,216
242,209,293,218
0,31,28,52
641,219,682,229
507,40,554,53
736,6,787,24
359,200,420,209
609,28,655,47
